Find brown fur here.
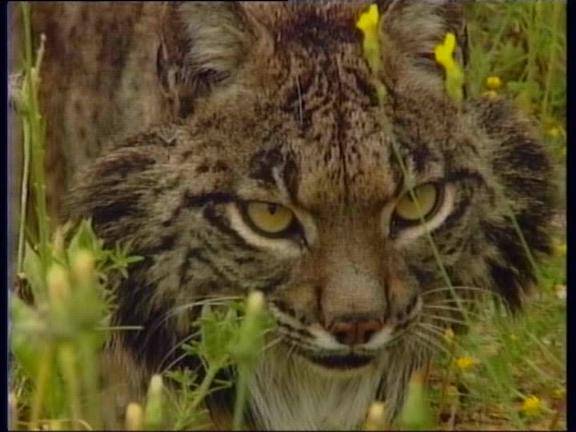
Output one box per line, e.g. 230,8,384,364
17,1,556,429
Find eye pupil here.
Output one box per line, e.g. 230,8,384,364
268,204,278,215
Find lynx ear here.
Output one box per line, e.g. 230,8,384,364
378,0,468,78
157,2,256,118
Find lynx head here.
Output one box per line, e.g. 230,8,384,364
68,1,554,427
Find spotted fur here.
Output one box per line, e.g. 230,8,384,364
65,1,555,429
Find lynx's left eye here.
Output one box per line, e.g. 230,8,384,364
393,183,443,225
240,201,297,237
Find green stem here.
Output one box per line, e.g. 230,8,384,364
78,337,102,430
189,363,222,414
540,0,563,124
17,117,31,275
436,342,457,416
30,343,54,424
503,202,541,282
525,2,539,99
58,343,82,422
20,2,50,275
233,365,249,431
388,140,470,324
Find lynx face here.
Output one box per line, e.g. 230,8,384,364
67,1,554,429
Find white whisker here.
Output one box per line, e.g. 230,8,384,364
422,285,493,297
411,330,451,357
420,313,469,326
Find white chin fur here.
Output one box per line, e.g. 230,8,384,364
248,344,387,431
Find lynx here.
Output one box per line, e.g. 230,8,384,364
62,1,554,430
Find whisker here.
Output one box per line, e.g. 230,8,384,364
285,341,299,363
143,296,242,348
424,304,478,312
429,298,484,305
161,350,198,374
417,323,466,352
158,329,202,370
412,334,444,357
418,321,454,338
146,295,245,368
416,323,459,347
423,304,483,319
420,313,469,326
421,286,494,297
275,326,311,343
411,330,451,357
264,337,284,352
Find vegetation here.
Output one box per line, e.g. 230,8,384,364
10,1,565,430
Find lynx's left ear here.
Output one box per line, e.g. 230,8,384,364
377,0,469,94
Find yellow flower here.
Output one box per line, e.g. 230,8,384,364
434,32,465,103
356,4,387,102
547,126,563,139
356,4,382,73
356,3,379,33
486,76,503,90
521,395,542,416
455,355,476,371
552,387,565,399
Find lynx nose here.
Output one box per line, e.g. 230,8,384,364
328,319,385,346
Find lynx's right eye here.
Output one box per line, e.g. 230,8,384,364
239,201,297,237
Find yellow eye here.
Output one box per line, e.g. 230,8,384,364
394,183,441,223
241,201,296,236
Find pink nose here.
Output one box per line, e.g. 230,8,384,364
328,319,384,345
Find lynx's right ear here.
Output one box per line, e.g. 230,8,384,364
157,2,261,119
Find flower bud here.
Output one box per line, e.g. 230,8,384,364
145,374,164,429
246,291,264,316
71,249,95,286
47,263,70,304
364,401,387,431
125,402,144,431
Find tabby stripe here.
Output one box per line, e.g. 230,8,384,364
179,246,236,289
184,191,234,208
202,205,257,252
276,321,313,339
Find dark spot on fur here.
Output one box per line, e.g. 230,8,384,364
249,146,284,185
213,160,228,172
234,256,255,265
196,164,209,174
184,191,233,208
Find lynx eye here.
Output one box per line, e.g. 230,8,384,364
240,201,296,237
394,183,442,225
